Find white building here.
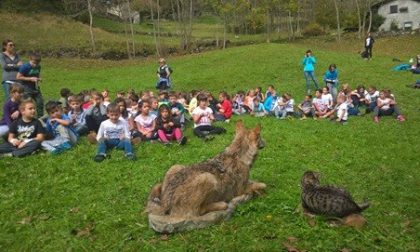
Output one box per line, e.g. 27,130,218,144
375,0,420,31
106,2,140,24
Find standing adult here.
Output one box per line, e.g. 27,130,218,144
0,39,23,99
365,33,375,60
156,58,172,91
302,49,319,95
323,64,339,102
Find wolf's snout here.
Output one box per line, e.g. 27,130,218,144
258,139,265,149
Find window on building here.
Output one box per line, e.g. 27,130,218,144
390,5,398,13
399,7,408,13
404,22,413,30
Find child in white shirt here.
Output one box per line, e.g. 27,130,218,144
94,103,135,162
192,94,226,140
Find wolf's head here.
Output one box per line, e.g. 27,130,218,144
234,120,265,149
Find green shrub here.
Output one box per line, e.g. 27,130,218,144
302,22,326,37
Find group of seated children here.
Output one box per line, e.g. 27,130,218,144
0,85,230,161
230,84,405,124
0,81,406,160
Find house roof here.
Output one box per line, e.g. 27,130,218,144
372,0,420,8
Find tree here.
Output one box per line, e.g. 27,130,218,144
86,0,96,55
332,0,341,41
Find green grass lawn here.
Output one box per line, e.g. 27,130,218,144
0,43,419,251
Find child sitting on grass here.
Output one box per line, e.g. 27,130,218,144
0,83,23,138
274,93,295,119
232,90,246,115
192,94,226,141
156,104,187,145
373,90,406,123
134,100,157,141
85,91,108,144
335,95,349,124
215,91,233,122
59,87,72,113
68,95,87,135
168,92,186,127
313,89,330,118
298,95,314,120
0,99,45,157
250,97,267,117
42,101,78,155
94,103,135,162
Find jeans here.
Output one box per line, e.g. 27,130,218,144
365,46,373,59
193,125,226,138
304,71,319,94
97,138,133,156
373,106,401,117
22,85,44,117
326,82,338,102
0,125,9,138
0,139,41,157
2,81,11,100
156,78,171,90
157,128,182,143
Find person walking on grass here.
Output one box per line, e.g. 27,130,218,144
302,49,319,95
1,39,23,100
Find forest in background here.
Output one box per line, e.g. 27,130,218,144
0,0,405,58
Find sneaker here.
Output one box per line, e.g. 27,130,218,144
178,136,187,146
374,116,380,123
125,153,136,161
51,148,63,155
397,115,406,122
163,142,171,147
204,135,214,142
87,132,97,144
0,153,13,158
94,154,106,162
60,141,72,151
225,119,230,123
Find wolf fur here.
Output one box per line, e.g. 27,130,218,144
146,120,266,232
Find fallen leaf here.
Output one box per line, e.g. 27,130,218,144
69,208,80,213
307,218,316,227
343,214,366,228
37,213,50,221
17,217,32,225
283,242,301,252
287,236,298,243
402,220,411,229
73,223,95,237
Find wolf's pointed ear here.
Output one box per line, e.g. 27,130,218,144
236,120,245,132
254,123,261,134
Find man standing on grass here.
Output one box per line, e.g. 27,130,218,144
364,33,375,60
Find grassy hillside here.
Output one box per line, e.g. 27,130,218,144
0,44,419,251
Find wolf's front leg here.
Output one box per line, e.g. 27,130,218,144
200,201,229,215
245,181,267,196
